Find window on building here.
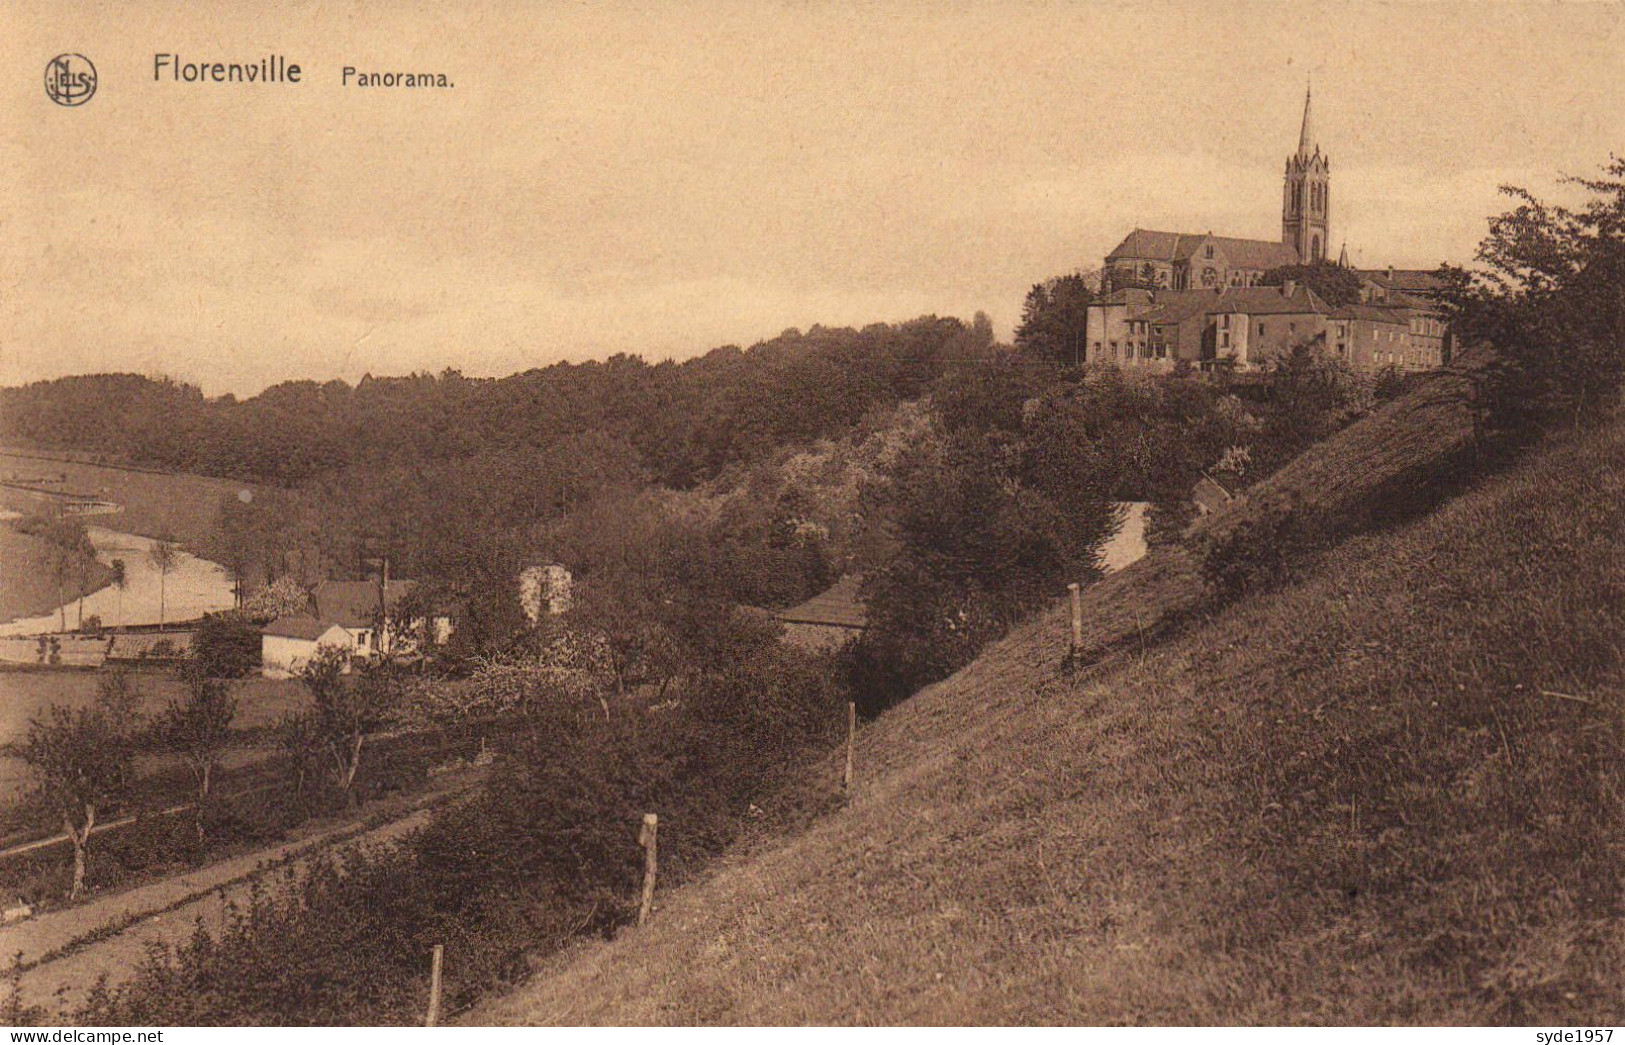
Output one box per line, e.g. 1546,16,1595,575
1258,323,1266,336
1204,245,1214,259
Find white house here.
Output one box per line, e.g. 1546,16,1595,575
259,615,356,678
519,564,574,624
259,577,454,677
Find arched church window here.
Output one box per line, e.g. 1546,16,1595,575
1201,267,1218,287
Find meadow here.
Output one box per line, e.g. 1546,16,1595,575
0,448,266,549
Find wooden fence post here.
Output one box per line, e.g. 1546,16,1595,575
1068,582,1083,656
638,813,659,926
842,700,857,794
425,943,443,1027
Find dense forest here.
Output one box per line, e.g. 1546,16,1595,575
0,318,983,489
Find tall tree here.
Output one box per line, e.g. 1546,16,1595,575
298,648,401,806
160,664,237,842
1439,156,1625,430
1015,273,1096,365
147,535,180,627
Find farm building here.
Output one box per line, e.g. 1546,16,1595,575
776,576,867,651
518,563,574,624
260,615,355,677
1193,474,1237,516
259,577,453,676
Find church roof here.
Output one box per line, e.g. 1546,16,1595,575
1105,229,1300,271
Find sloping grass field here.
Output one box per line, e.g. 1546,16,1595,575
470,382,1622,1024
0,448,262,548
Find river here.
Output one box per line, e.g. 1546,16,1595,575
0,526,237,635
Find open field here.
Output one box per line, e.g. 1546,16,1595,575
0,448,269,549
0,670,312,798
469,379,1622,1024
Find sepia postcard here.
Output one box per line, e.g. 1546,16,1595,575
0,0,1621,1034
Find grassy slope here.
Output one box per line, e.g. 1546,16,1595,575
471,377,1622,1026
0,449,261,547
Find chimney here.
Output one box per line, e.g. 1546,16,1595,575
1387,266,1395,282
1283,278,1297,298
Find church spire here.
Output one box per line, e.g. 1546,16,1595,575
1338,240,1349,267
1298,82,1316,158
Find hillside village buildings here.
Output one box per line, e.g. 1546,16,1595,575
1087,89,1449,373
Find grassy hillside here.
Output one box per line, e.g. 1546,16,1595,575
469,379,1621,1025
0,449,262,548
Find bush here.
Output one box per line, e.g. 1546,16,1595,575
191,612,260,678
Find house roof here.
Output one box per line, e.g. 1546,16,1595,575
1206,285,1331,316
1106,229,1301,271
1128,290,1220,326
1359,269,1448,294
261,614,332,641
1193,474,1236,514
1330,304,1410,324
777,576,868,630
1130,286,1328,325
1097,288,1155,308
313,578,419,628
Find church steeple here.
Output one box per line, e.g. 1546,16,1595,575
1298,84,1316,158
1282,83,1330,263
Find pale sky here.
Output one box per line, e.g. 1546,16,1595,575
3,1,1621,395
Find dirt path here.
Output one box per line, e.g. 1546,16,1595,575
2,775,478,1016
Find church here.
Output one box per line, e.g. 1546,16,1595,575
1103,87,1330,293
1084,88,1449,374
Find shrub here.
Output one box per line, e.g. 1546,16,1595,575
191,612,260,678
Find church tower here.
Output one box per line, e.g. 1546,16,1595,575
1282,86,1330,263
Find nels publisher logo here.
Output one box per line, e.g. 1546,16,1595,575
45,54,97,106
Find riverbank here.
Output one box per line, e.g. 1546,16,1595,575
0,525,236,636
0,524,113,627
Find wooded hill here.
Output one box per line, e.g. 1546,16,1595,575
0,319,983,489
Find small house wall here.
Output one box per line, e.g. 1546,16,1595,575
782,622,862,652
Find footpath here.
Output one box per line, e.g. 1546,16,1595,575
0,773,479,1015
